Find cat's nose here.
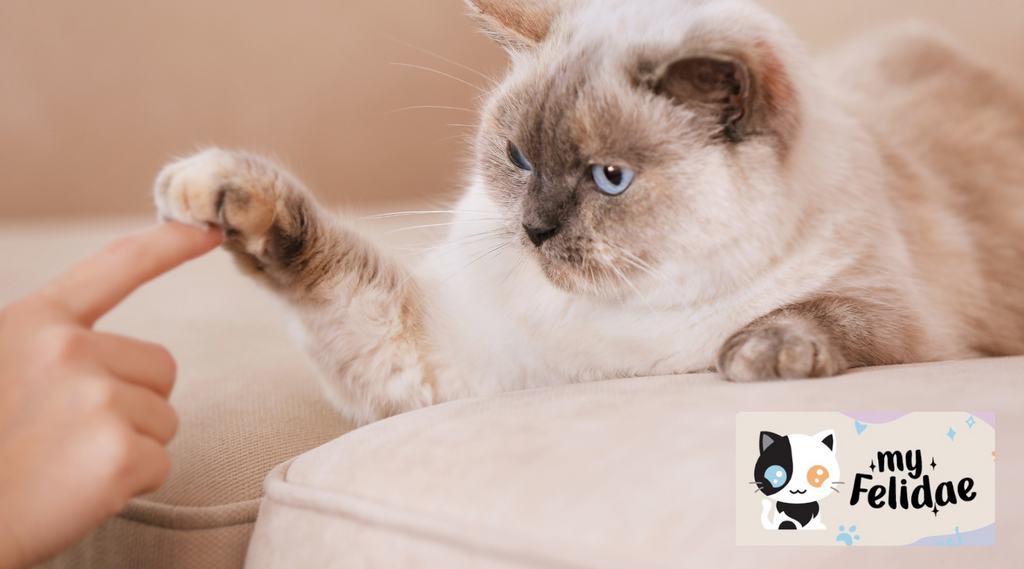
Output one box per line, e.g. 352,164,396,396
523,223,560,247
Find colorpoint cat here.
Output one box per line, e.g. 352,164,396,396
155,0,1024,426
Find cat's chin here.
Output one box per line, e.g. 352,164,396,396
536,258,643,302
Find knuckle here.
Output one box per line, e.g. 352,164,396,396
75,376,118,413
34,326,89,368
152,343,178,381
93,420,136,476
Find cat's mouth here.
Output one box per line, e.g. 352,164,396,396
788,489,807,495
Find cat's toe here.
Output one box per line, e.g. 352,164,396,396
718,322,845,382
154,148,237,228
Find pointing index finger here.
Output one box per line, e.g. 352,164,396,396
41,222,223,327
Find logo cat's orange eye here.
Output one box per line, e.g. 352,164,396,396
807,465,829,488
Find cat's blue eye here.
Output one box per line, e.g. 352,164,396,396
508,143,533,171
591,165,635,196
764,465,788,489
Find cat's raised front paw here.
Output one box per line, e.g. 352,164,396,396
718,321,845,382
154,148,278,241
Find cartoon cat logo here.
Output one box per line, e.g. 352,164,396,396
755,430,840,530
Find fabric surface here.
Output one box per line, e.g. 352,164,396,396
0,218,356,569
3,216,1021,568
33,519,253,569
247,357,1022,569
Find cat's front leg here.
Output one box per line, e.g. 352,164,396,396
719,296,911,382
761,499,776,530
154,149,436,425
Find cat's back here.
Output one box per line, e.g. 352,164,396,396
818,24,1024,189
817,24,1024,355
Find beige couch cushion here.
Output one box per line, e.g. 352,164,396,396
0,218,354,569
246,357,1021,568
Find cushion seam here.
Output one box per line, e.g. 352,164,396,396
260,460,645,569
120,497,262,530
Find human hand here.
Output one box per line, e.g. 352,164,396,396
0,222,222,569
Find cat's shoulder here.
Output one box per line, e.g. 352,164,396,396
815,22,1024,162
819,24,986,85
817,24,1024,117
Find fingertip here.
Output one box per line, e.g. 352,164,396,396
152,343,178,397
197,223,225,251
202,223,225,244
159,221,224,253
166,405,180,443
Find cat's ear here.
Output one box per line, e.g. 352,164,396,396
814,430,836,454
657,55,750,139
651,46,799,145
760,431,783,454
464,0,560,52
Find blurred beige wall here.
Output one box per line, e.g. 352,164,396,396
1,0,1022,221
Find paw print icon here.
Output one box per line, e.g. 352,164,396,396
836,525,860,545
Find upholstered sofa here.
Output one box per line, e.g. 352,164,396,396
2,216,1017,569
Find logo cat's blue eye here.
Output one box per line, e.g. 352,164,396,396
508,143,533,171
764,465,788,489
591,165,635,195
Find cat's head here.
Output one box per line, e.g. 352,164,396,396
754,430,840,504
467,0,813,298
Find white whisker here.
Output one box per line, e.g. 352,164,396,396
390,62,486,92
360,210,497,220
384,105,475,116
620,253,671,286
378,220,503,237
433,133,472,145
500,253,528,287
384,34,497,84
442,242,510,285
610,264,657,314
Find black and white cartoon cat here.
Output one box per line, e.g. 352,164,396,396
755,430,840,530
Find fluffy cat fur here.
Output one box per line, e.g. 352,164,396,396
154,0,1024,426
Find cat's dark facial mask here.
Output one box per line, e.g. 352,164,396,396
476,49,751,297
468,0,802,298
476,49,683,296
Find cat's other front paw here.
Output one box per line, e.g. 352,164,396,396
154,148,278,241
718,320,846,382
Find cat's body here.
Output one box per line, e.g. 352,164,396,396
155,0,1024,426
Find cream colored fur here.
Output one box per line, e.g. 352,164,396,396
155,0,1024,426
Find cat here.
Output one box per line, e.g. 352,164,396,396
755,430,840,530
154,0,1024,426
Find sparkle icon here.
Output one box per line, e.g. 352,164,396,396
946,428,957,441
965,415,976,429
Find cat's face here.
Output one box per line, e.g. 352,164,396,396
754,430,840,504
468,0,806,299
